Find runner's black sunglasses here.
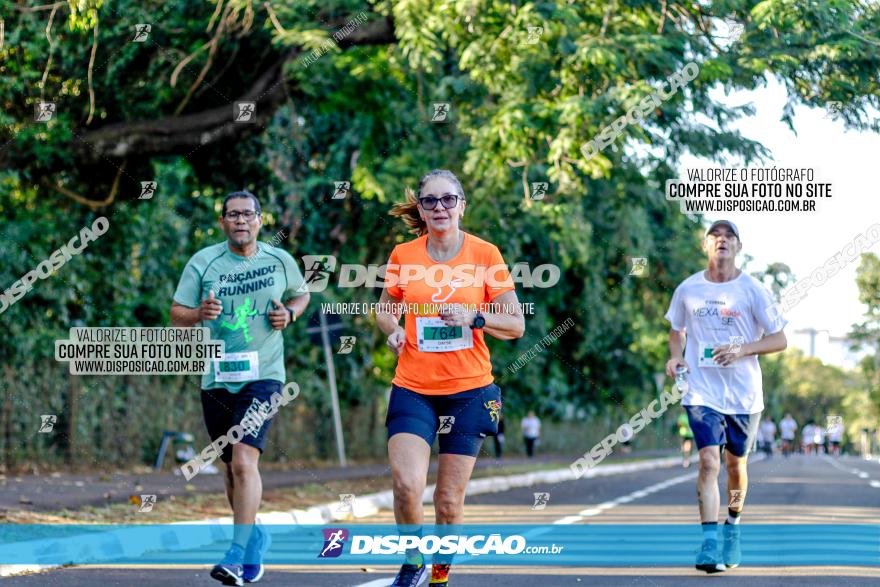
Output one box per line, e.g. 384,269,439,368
417,194,464,210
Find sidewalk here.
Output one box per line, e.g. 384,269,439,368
0,450,676,513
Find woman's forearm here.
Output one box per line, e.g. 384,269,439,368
483,311,525,340
376,312,401,336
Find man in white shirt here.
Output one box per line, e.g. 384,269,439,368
779,413,798,457
665,220,787,573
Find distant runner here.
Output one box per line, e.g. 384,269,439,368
802,421,816,455
677,410,695,468
779,413,798,457
664,220,787,574
521,410,541,458
171,190,310,586
376,169,525,587
812,423,826,455
827,419,844,456
758,415,776,458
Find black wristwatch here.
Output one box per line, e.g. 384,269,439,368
287,307,296,324
470,311,485,330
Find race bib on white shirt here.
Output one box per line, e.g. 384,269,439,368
697,341,730,368
213,351,259,382
416,317,474,352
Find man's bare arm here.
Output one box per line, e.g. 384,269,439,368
743,330,787,356
170,291,222,327
665,328,687,376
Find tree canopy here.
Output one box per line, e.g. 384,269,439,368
2,0,879,465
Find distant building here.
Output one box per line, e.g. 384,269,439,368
791,329,868,370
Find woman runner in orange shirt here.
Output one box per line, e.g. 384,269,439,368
376,169,525,587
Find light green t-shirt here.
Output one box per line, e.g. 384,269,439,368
677,412,694,438
173,240,306,393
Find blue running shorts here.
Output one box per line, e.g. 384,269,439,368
386,383,502,456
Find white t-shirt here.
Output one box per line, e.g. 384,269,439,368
665,270,787,415
802,425,815,444
813,427,825,444
828,423,844,442
521,416,541,438
760,420,776,441
779,417,798,440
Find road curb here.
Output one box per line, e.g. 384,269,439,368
0,456,682,577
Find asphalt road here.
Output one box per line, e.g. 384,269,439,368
4,454,880,586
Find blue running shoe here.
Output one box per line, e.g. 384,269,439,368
723,522,741,569
695,539,725,574
243,525,271,583
211,544,245,586
390,562,427,587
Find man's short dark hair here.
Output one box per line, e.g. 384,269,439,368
222,190,261,216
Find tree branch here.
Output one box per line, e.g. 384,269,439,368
40,3,60,100
86,19,98,125
77,50,292,163
71,15,396,164
41,160,126,209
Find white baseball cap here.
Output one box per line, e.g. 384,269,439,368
706,219,740,239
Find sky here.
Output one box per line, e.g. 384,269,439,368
678,76,879,369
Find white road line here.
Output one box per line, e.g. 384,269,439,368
822,455,875,485
553,470,698,525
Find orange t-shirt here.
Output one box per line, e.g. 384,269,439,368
385,232,515,395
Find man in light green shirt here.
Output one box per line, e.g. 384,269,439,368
170,190,309,585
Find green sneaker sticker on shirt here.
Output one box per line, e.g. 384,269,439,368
221,297,258,343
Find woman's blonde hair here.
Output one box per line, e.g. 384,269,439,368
389,169,466,236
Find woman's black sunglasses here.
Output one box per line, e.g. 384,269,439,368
417,194,464,210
